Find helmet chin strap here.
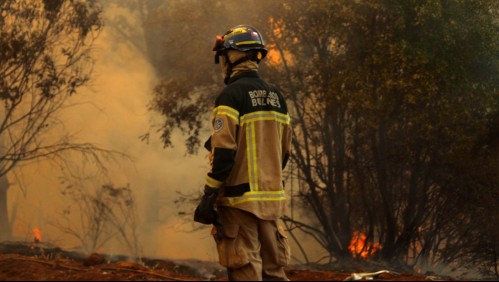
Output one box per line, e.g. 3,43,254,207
223,51,261,84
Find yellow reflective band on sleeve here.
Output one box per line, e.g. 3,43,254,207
240,111,290,125
205,175,223,188
213,106,239,124
220,190,286,206
246,122,258,191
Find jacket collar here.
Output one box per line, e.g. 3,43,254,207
227,71,260,84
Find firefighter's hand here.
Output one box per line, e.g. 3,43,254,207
194,186,218,225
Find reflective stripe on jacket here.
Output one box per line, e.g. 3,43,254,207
205,71,291,220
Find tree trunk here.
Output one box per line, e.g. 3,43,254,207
0,175,11,241
0,124,11,241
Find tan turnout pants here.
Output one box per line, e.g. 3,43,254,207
212,207,291,281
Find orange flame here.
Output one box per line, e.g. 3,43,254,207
33,228,42,243
348,231,382,259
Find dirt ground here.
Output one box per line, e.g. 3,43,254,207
0,242,463,281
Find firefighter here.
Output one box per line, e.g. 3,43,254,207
194,25,292,281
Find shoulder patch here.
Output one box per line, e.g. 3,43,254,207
214,117,224,132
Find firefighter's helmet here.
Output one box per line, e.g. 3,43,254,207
213,25,268,64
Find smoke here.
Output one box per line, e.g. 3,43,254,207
6,1,217,261
5,0,322,264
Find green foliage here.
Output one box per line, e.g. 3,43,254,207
266,0,498,275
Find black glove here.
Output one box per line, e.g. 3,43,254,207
194,186,218,225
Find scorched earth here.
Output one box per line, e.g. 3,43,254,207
0,242,464,281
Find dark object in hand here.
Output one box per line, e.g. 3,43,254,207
194,186,218,224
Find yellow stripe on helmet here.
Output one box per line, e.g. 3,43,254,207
235,40,262,46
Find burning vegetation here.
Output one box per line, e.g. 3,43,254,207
348,231,382,259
